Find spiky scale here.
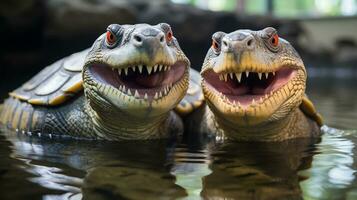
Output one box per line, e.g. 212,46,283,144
63,50,89,72
300,95,323,127
9,48,90,107
175,68,204,116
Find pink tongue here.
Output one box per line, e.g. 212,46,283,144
135,73,164,88
221,82,247,95
216,78,249,95
251,85,268,94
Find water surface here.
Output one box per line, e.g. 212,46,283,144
0,72,357,200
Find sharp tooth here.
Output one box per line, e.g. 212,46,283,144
134,90,140,98
245,71,249,77
259,97,263,103
144,93,148,100
159,91,162,98
223,74,228,82
153,64,158,73
138,65,143,73
132,66,136,72
229,73,233,79
124,68,128,75
219,74,223,81
154,92,158,99
258,73,262,80
167,66,171,71
118,69,122,75
164,66,168,71
127,89,132,96
146,66,153,75
122,85,126,92
265,72,269,79
252,99,256,105
119,85,122,91
164,87,167,95
159,64,163,71
272,72,276,76
235,73,242,82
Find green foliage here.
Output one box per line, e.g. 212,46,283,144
174,0,357,18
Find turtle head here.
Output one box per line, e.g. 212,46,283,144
201,27,306,128
83,23,189,119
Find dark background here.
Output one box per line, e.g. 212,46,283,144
1,0,356,100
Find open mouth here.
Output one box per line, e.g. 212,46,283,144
88,61,187,101
202,67,296,107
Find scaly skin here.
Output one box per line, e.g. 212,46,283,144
194,27,320,141
1,23,190,140
82,23,190,140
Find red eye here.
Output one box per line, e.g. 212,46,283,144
106,31,116,45
271,33,279,46
212,39,219,50
166,30,173,42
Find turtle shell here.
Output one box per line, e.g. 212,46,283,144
300,95,323,126
175,68,204,116
9,49,90,106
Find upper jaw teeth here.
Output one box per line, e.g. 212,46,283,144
113,63,176,100
218,71,276,82
116,64,171,76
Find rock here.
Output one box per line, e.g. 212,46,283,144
46,0,137,39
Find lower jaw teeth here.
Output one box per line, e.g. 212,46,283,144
204,85,267,107
117,82,174,100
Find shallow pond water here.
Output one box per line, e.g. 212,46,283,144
0,71,357,200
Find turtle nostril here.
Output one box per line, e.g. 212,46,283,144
159,35,164,43
246,38,254,47
134,35,143,43
223,40,228,47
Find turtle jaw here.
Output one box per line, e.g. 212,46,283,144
83,59,189,118
202,64,306,126
87,60,187,101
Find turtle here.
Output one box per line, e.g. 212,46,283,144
185,27,323,141
0,23,203,140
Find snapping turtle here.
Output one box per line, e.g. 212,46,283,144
187,27,323,141
0,23,203,140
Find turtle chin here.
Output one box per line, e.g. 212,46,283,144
83,60,189,119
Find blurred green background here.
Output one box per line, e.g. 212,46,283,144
176,0,357,17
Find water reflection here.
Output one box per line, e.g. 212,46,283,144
4,133,187,199
300,126,357,200
2,125,357,199
5,134,84,199
200,138,319,199
170,144,212,199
